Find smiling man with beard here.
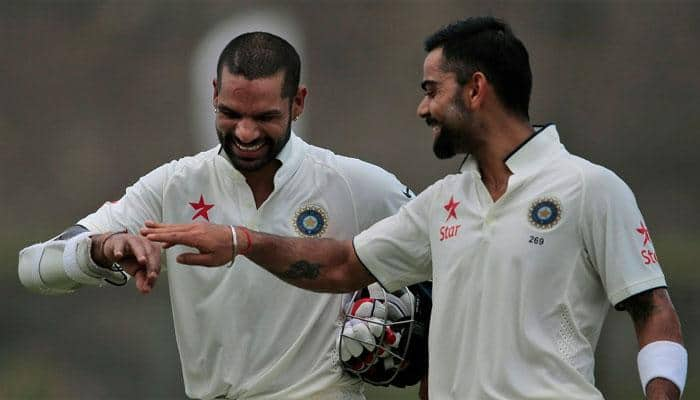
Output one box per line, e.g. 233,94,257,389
18,32,422,399
142,18,686,400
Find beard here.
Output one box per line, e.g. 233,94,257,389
431,95,469,159
432,124,459,159
217,116,292,172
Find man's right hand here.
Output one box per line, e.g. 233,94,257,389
90,232,161,294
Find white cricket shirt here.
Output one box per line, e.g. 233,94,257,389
78,133,411,400
354,125,666,399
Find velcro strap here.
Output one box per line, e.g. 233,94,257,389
63,232,108,286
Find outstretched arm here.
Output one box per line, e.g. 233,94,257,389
141,221,376,293
619,288,685,399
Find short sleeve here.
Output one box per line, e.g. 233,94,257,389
580,167,666,307
78,161,175,234
335,156,414,230
353,183,436,292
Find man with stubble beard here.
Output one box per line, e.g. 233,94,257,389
18,32,420,399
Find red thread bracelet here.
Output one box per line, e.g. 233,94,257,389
239,227,253,255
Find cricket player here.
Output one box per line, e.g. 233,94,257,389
18,32,420,399
142,18,687,399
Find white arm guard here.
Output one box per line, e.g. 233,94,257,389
18,232,126,295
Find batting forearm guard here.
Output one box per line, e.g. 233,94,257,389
18,226,127,294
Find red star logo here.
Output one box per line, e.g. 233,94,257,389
190,194,214,221
443,196,460,222
636,221,651,246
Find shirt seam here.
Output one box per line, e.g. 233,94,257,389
575,158,589,269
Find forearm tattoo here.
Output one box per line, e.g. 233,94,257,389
281,260,320,280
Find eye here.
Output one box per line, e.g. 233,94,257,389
218,108,241,119
422,85,437,99
256,113,282,123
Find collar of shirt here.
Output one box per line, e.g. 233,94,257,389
459,124,563,177
216,130,306,186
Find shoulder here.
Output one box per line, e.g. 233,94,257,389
170,146,220,172
302,142,407,190
127,147,223,193
540,151,634,199
558,155,639,223
567,155,635,198
151,146,222,182
439,171,466,187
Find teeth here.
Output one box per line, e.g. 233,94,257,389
235,142,264,151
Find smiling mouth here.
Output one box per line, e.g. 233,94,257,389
234,141,265,152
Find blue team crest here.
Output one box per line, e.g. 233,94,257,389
528,197,562,229
294,204,329,237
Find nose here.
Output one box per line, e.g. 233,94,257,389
234,118,260,144
417,96,429,119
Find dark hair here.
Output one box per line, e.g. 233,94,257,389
425,17,532,120
216,32,301,99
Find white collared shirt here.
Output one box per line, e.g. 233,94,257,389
78,133,412,399
354,125,666,399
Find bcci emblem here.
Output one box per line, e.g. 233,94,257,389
528,197,562,229
293,204,329,237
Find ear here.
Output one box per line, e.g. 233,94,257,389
462,71,487,110
212,78,219,105
291,85,308,119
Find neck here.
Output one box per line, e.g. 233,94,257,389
240,160,281,208
468,112,533,200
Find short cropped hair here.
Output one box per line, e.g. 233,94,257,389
216,32,301,99
425,17,532,120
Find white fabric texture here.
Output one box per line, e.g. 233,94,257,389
77,133,410,400
354,125,667,399
637,340,687,395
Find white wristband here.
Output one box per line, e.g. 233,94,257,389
226,225,238,268
637,340,687,395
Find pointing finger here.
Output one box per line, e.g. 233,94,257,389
142,221,193,233
146,232,199,248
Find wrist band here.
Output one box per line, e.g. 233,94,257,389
637,340,687,395
226,225,238,268
239,227,252,255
